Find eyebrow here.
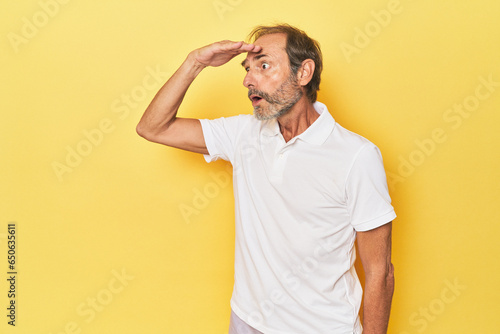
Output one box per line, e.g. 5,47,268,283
241,53,268,68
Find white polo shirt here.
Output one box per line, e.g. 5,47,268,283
200,102,396,334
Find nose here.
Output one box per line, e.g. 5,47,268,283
243,70,255,88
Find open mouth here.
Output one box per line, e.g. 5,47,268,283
250,94,263,106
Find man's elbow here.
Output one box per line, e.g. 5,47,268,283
136,123,149,139
136,123,152,142
136,116,175,142
136,122,161,142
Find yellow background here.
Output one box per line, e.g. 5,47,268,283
1,0,499,333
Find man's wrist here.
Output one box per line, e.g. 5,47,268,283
185,52,207,76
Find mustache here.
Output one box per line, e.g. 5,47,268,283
248,89,275,103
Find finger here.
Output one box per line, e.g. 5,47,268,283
217,40,243,51
211,41,262,59
225,43,262,57
239,43,262,53
221,41,260,53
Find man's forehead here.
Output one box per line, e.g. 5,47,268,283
254,32,287,45
253,33,286,54
242,33,287,64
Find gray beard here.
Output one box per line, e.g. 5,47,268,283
251,75,303,121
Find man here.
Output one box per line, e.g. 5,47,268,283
137,24,396,334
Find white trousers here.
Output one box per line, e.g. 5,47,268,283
228,310,264,334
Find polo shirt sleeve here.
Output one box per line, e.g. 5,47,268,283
345,143,396,231
199,116,246,163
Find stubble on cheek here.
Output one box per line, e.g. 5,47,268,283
252,76,303,121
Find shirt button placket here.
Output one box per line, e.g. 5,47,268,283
270,150,287,183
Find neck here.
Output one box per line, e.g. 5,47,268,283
277,98,319,142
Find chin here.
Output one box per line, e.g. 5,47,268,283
254,108,276,121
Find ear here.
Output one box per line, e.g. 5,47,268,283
296,59,315,87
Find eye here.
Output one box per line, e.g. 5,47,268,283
262,63,270,70
245,67,250,72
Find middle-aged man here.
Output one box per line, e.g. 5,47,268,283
137,24,396,334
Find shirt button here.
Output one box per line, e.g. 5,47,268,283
279,153,284,159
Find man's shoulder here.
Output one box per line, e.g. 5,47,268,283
315,102,376,151
331,122,377,152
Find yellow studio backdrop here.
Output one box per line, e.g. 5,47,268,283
1,0,499,333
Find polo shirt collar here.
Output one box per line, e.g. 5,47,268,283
260,101,336,145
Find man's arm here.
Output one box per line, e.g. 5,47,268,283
136,40,261,153
356,222,394,334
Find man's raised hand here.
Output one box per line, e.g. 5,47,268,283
190,40,262,68
137,39,261,154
